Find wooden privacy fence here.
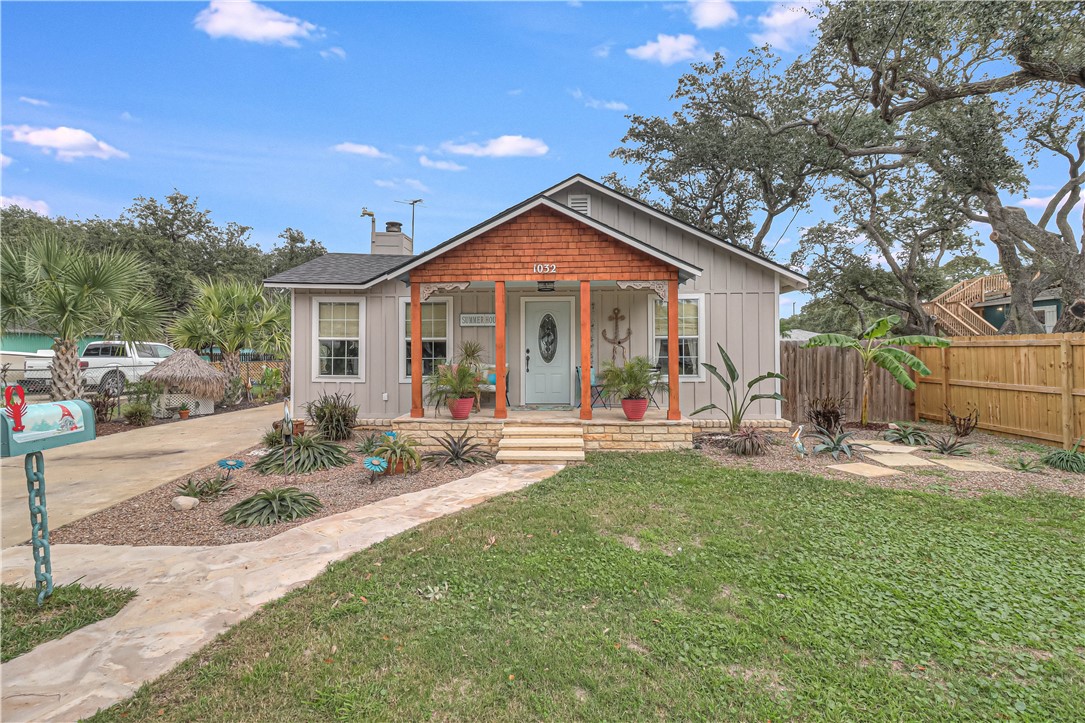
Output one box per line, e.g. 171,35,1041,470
780,341,914,427
915,334,1085,449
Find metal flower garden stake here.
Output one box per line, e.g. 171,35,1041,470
1,385,97,605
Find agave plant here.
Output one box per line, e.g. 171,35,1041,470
883,423,931,446
925,435,974,457
1041,438,1085,473
1009,457,1044,473
254,433,353,475
354,431,385,456
375,433,422,473
726,425,769,456
808,426,872,461
425,430,494,468
221,487,322,527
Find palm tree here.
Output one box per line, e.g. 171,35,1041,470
170,279,289,404
1,233,166,400
804,315,949,426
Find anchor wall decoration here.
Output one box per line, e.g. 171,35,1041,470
602,307,631,364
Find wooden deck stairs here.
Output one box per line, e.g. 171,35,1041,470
496,421,585,464
922,274,1008,336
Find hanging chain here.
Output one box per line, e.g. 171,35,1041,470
25,451,54,606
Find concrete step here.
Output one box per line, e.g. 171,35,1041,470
499,437,584,449
501,425,583,437
496,449,585,463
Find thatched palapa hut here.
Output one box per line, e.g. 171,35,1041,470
143,348,226,417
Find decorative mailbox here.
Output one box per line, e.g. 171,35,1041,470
1,395,96,457
2,386,97,605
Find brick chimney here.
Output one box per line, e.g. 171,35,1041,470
371,221,413,255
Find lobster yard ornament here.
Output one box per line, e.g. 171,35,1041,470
602,307,631,364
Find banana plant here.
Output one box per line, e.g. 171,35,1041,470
804,315,950,426
692,343,786,430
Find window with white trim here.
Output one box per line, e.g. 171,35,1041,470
313,298,363,378
399,298,452,382
651,294,704,379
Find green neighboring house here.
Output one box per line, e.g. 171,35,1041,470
0,328,104,354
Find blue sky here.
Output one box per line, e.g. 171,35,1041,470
0,1,1073,317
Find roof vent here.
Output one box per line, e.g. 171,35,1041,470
385,221,403,233
568,193,591,215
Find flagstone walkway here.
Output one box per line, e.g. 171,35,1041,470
828,439,1004,478
0,463,562,723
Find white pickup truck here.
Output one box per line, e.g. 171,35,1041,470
23,341,175,396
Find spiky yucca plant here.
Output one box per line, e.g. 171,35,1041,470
254,433,352,475
726,426,769,456
425,430,494,468
222,487,322,527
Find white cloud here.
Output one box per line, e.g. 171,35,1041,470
627,34,712,65
1,195,50,215
332,142,391,159
419,155,466,171
194,0,319,47
570,88,628,111
1,153,11,168
1017,194,1083,209
320,46,347,60
19,96,49,107
592,42,613,58
441,135,549,158
750,2,820,52
4,125,128,161
374,178,430,193
120,111,137,122
687,0,738,29
507,88,524,96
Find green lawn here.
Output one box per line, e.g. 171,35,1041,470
97,453,1083,721
2,582,136,662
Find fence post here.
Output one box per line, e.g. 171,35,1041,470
912,346,920,423
1061,339,1074,450
941,345,951,422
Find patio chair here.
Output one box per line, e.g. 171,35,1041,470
575,366,608,409
647,366,664,409
477,365,509,409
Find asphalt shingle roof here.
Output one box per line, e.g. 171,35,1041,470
264,253,409,286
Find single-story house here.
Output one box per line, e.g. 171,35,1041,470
266,174,806,442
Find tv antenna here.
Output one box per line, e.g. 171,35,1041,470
395,198,424,240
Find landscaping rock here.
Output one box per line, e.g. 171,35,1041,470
172,495,200,511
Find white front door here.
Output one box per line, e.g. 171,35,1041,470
523,298,572,405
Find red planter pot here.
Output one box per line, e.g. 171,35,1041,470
382,459,406,476
449,397,474,420
621,398,649,421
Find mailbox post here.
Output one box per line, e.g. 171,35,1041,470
1,385,96,605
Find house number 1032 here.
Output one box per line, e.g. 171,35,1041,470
533,263,557,274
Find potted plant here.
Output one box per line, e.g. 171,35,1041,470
600,356,668,421
425,363,482,420
178,402,191,420
374,431,421,475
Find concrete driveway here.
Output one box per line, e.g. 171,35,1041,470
1,405,279,549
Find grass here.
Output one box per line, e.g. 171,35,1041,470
2,582,136,662
95,453,1084,721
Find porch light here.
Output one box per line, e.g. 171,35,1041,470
537,281,555,293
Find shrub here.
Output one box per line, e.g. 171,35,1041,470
425,430,494,468
725,426,769,456
925,435,974,456
354,431,384,456
945,405,980,437
306,392,359,441
121,401,153,427
805,395,848,435
125,378,163,407
1041,438,1085,473
692,343,784,428
254,433,353,475
375,432,422,474
87,390,119,423
176,475,236,500
261,426,284,447
1009,457,1044,473
809,426,871,461
221,487,322,527
884,423,930,446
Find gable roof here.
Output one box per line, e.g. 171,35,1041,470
361,195,702,288
543,174,808,291
265,253,408,287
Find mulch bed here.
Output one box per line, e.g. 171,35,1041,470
49,444,495,547
698,423,1084,498
94,400,277,437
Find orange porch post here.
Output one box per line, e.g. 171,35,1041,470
667,277,681,420
410,281,424,418
494,281,507,419
580,280,592,420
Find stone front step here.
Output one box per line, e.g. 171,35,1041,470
495,449,585,463
501,425,584,437
498,437,585,450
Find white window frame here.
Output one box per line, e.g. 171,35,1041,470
311,296,365,382
649,292,706,382
398,296,454,384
